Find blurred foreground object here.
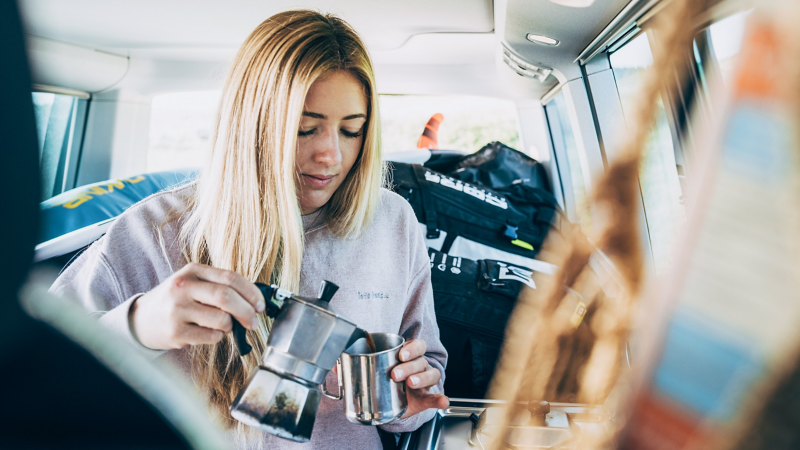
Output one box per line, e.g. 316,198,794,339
620,2,800,449
485,0,711,448
10,277,230,449
0,2,227,448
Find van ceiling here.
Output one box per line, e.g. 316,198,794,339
19,0,636,100
503,0,632,81
20,0,493,54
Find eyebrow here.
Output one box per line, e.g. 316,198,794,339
302,111,366,120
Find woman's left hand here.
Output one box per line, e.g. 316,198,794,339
391,339,450,418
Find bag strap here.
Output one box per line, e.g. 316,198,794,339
394,183,414,202
412,165,440,239
441,231,458,253
536,207,567,235
535,207,555,226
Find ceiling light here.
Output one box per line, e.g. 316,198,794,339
546,0,595,7
526,34,559,46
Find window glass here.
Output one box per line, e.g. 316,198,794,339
610,33,685,274
148,91,220,172
379,95,520,154
33,91,82,200
708,10,751,86
148,92,522,171
33,93,56,151
546,92,592,232
693,40,711,97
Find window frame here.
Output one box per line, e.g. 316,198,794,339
604,28,691,274
543,96,577,223
538,0,752,276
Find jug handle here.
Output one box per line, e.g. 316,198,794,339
321,359,343,400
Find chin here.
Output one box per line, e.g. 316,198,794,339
299,194,332,214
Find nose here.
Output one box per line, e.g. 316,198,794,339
313,127,342,167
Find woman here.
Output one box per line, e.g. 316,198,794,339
51,10,448,449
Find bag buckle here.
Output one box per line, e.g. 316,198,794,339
503,223,519,240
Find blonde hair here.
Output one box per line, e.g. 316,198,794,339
178,10,384,430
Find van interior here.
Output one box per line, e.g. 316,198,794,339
8,0,799,449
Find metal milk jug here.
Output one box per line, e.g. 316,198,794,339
229,280,367,442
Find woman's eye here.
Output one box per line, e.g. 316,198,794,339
341,129,363,139
298,128,316,137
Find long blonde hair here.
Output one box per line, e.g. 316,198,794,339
179,10,384,429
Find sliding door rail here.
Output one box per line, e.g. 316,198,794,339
575,0,666,64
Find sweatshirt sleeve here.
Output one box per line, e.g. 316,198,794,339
380,207,447,433
49,237,166,359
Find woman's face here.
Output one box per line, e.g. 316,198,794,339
296,70,367,215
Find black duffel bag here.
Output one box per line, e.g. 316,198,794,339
428,248,540,398
426,141,552,192
388,162,566,260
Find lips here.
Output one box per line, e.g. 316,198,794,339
302,173,336,189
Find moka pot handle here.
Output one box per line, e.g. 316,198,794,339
232,283,282,357
232,321,252,356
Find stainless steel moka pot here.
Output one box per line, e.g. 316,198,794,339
229,280,368,442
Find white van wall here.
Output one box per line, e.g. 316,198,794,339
76,89,150,185
25,36,153,185
26,36,128,93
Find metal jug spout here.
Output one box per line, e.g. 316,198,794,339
346,327,369,350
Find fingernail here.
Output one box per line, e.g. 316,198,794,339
401,350,410,361
410,375,420,386
256,301,266,313
251,317,259,329
394,369,404,380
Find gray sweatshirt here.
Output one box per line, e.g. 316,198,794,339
50,183,447,449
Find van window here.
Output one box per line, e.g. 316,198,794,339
610,33,685,274
148,91,220,172
148,92,521,171
544,92,592,232
379,95,520,154
33,91,87,200
708,10,751,86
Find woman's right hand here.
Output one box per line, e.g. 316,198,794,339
129,263,266,350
